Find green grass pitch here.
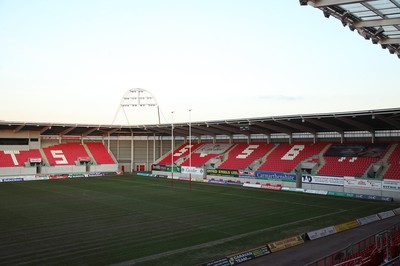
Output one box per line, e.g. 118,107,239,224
0,175,398,265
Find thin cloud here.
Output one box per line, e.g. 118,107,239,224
258,95,303,101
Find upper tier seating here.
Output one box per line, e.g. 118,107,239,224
258,142,327,173
157,143,203,165
0,149,42,167
218,142,274,170
43,143,90,166
384,144,400,180
85,142,115,164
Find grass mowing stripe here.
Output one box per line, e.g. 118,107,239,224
0,175,399,265
113,209,347,266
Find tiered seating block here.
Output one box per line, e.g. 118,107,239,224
218,142,274,170
0,149,42,167
318,156,379,177
43,143,89,166
85,142,115,164
258,142,327,173
384,144,400,180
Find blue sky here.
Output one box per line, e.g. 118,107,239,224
0,0,398,125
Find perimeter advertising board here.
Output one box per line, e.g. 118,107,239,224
382,179,400,191
334,220,360,233
207,169,239,177
151,164,181,173
181,166,204,175
302,175,344,186
226,245,270,265
197,245,270,266
238,170,256,178
255,171,296,182
307,226,337,240
344,177,382,190
267,235,304,253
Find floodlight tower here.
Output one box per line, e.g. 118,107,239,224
112,88,161,125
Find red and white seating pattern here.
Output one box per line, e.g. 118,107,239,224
43,143,90,166
218,142,274,170
318,156,380,177
180,153,218,167
0,149,42,167
258,143,327,173
157,143,203,165
180,143,233,167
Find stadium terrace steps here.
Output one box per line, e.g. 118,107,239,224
0,149,42,167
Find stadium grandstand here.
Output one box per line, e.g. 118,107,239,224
1,107,400,196
2,107,400,265
1,2,400,264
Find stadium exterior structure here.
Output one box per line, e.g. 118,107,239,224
1,107,400,199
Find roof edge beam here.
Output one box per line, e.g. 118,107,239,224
380,38,400,45
311,0,365,8
354,18,400,28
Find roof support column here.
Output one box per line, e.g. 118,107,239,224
160,137,163,161
153,133,156,164
146,136,149,171
131,132,134,173
117,137,120,161
107,132,110,153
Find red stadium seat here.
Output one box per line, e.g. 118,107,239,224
85,142,115,164
258,142,327,173
43,143,90,166
318,143,389,177
157,143,203,165
218,142,274,170
384,144,400,180
0,149,42,167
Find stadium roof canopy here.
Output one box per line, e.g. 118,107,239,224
1,108,400,140
300,0,400,59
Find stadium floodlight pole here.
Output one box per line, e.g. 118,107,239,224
189,109,192,190
171,111,174,190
